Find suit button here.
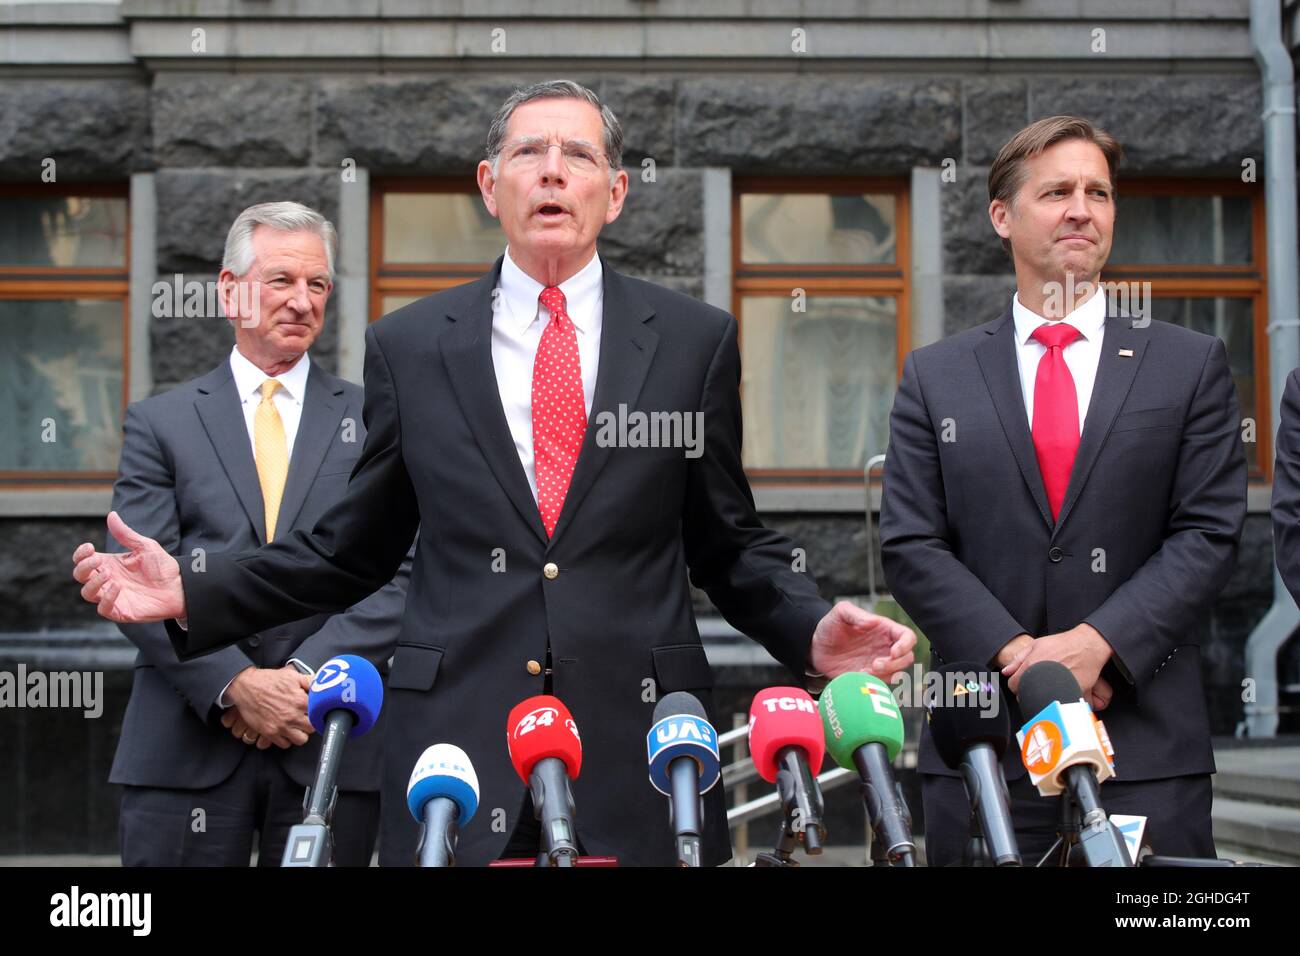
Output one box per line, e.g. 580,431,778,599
1048,547,1064,563
526,660,542,675
248,635,262,648
543,562,559,580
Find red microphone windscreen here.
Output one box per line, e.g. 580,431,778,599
506,695,583,783
748,687,825,783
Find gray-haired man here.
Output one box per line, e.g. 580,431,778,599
107,202,410,865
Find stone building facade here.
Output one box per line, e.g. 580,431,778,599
0,0,1292,854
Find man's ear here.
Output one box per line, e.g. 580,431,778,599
477,160,500,218
604,169,630,225
216,268,241,320
989,198,1012,241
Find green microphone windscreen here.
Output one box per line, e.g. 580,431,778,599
819,672,905,767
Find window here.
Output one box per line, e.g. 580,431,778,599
370,179,499,320
0,186,129,486
1104,180,1266,477
733,178,909,482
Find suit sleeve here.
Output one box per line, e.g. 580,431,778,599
292,535,415,674
109,402,255,720
1272,370,1300,605
879,351,1029,667
681,314,832,681
167,325,420,661
1083,337,1247,691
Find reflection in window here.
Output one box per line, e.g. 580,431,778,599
0,300,123,472
0,197,128,268
741,193,896,265
741,296,896,470
1110,195,1251,265
382,193,503,264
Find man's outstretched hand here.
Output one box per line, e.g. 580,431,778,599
810,600,917,682
72,511,186,624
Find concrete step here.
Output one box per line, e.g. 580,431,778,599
1212,797,1300,863
1213,748,1300,808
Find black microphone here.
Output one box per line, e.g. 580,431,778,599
1017,661,1131,868
926,662,1021,866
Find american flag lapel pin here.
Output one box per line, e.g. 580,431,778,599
1118,348,1134,358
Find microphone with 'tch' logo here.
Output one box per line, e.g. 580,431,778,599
748,687,826,864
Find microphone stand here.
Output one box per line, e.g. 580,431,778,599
754,748,826,867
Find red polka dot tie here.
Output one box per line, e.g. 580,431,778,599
1030,321,1082,522
533,286,587,537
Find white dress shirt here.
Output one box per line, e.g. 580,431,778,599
228,345,310,461
217,346,313,710
492,246,604,503
1011,287,1107,434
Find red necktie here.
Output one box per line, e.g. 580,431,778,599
532,286,587,537
1030,322,1082,522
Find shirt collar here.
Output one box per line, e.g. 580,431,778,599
498,246,603,335
1012,284,1107,346
229,346,310,404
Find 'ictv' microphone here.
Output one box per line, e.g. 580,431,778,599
407,744,480,867
749,687,826,856
282,655,384,867
1016,661,1130,867
647,692,721,867
820,672,916,866
926,662,1020,866
506,695,583,867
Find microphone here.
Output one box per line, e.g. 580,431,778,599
646,692,721,867
749,687,827,858
506,695,583,867
820,672,916,866
926,662,1020,866
281,655,384,867
1015,661,1131,867
407,744,480,867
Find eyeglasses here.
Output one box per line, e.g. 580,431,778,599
498,137,609,175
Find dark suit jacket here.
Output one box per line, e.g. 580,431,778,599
108,358,411,793
880,306,1246,782
163,256,831,866
1272,368,1300,604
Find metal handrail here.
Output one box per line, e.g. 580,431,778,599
727,767,855,827
864,453,887,603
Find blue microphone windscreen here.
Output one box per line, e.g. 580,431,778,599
307,655,384,737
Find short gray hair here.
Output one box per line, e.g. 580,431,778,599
484,79,624,180
221,201,338,279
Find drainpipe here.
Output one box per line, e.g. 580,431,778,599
1243,0,1300,737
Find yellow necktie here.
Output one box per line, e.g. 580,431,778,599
254,379,288,542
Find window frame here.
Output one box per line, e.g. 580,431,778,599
1102,178,1268,480
732,175,911,484
0,183,131,488
369,177,498,322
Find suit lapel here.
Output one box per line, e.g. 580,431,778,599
276,360,347,535
1051,314,1147,537
548,260,658,549
442,257,550,545
974,310,1054,530
194,363,268,543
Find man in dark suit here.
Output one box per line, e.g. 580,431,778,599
107,201,410,866
880,116,1246,864
73,81,915,866
1272,372,1300,609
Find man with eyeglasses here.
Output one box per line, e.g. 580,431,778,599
73,79,915,867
